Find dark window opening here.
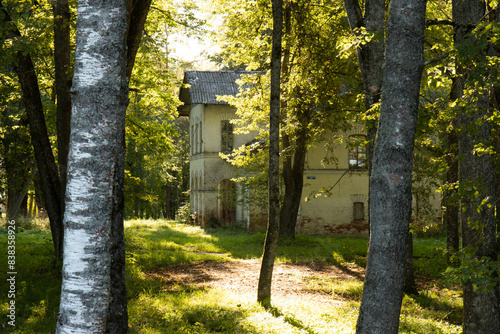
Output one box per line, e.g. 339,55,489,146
221,120,233,153
353,202,365,221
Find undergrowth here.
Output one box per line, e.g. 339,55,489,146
0,218,462,333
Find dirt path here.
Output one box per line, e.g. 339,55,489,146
147,259,366,306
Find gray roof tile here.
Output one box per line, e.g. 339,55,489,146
179,70,256,106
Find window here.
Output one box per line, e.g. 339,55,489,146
195,123,199,154
348,135,367,170
190,125,194,155
199,121,203,152
221,120,233,153
353,202,365,221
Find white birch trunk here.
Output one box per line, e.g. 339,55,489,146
56,0,128,332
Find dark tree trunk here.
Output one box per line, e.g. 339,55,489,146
4,123,32,218
342,0,386,227
1,2,64,258
126,0,152,80
279,127,307,239
356,0,426,333
445,57,465,258
107,128,128,334
257,0,282,308
105,2,153,331
453,1,500,332
444,127,459,256
403,232,418,295
56,0,129,331
53,0,73,218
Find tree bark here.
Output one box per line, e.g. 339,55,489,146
403,232,418,295
126,0,152,80
452,1,500,333
107,2,152,331
279,126,307,239
356,0,426,333
1,2,64,259
342,0,386,226
444,126,459,256
55,0,128,332
257,0,282,307
53,0,73,220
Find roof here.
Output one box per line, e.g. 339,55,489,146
178,70,256,115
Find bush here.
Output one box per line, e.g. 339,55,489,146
175,203,194,225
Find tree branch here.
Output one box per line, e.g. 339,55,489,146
342,0,363,30
424,52,450,66
426,19,454,27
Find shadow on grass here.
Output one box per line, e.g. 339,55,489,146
411,292,463,325
264,305,319,334
128,283,259,333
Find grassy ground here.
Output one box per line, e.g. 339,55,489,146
0,219,463,333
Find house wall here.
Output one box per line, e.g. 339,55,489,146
299,169,369,235
189,105,440,235
189,104,255,226
299,128,370,235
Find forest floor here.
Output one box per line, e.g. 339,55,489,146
146,257,436,306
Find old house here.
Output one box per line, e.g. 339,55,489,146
179,70,375,235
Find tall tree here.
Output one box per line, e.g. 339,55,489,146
342,0,385,172
53,0,72,222
257,0,282,307
452,0,500,332
215,0,358,239
55,0,129,332
0,1,64,258
356,0,427,332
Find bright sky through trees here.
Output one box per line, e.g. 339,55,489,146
169,0,221,69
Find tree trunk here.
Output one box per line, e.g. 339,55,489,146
55,0,128,332
342,0,386,227
459,102,500,334
453,1,500,332
356,0,426,333
4,124,32,219
403,232,418,295
126,0,152,80
53,0,73,220
106,128,128,333
106,2,153,331
279,126,307,239
444,127,459,256
257,0,282,308
0,2,64,258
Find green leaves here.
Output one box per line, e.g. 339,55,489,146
443,250,500,293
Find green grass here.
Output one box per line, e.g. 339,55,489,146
0,228,61,333
0,219,463,333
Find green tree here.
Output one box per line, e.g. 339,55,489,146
215,0,359,239
452,0,500,332
257,0,282,308
124,1,201,219
0,0,64,256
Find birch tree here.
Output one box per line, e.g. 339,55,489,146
356,0,427,332
55,0,129,332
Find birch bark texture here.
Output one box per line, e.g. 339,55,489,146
56,0,128,332
355,0,427,333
